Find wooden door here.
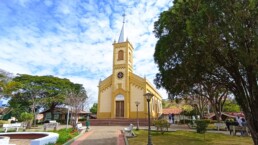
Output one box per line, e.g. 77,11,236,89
116,101,124,117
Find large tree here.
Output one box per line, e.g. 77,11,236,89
153,0,258,144
10,74,78,124
65,84,87,129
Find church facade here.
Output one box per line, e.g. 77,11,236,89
97,18,162,119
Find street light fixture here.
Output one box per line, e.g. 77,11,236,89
135,101,140,130
144,92,154,145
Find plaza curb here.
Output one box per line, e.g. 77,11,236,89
122,130,129,145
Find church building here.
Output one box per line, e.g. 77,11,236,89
97,16,163,119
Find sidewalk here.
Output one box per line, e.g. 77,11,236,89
71,126,125,145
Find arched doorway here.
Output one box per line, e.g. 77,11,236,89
115,94,124,118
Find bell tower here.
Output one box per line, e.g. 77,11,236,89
97,14,163,120
111,14,134,118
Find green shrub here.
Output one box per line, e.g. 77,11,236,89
20,112,34,121
153,119,170,134
196,120,209,134
54,128,79,145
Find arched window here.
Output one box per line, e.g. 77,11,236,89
118,50,124,60
115,94,124,101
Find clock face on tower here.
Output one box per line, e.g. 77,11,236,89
117,72,124,79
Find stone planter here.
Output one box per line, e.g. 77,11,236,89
0,136,10,145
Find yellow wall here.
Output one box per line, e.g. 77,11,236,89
99,86,112,112
130,83,144,112
97,112,111,118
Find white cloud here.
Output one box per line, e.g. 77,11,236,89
0,0,172,106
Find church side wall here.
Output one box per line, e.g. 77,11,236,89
98,86,112,118
146,84,163,119
129,83,147,119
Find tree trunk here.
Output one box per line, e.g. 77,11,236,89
243,107,258,145
71,113,77,129
210,105,220,122
51,111,54,120
26,120,32,129
49,104,55,120
32,102,37,127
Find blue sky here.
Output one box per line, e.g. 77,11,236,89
0,0,172,108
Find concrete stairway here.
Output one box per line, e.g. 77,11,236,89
83,118,151,126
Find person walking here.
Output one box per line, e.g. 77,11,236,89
168,113,172,124
236,116,242,126
171,113,175,124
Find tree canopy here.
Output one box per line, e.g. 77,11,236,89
90,103,98,114
9,74,86,121
0,69,14,97
153,0,258,144
223,99,241,112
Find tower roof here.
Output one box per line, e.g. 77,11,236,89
118,14,126,43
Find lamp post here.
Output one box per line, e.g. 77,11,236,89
135,101,140,130
144,92,154,145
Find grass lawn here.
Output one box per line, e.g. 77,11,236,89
128,130,253,145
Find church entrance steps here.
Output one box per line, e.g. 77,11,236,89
82,118,152,126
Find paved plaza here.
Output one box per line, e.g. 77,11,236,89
71,126,125,145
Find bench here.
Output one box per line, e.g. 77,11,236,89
229,125,249,136
3,123,22,133
123,124,134,137
76,123,86,131
214,123,227,131
44,121,59,131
